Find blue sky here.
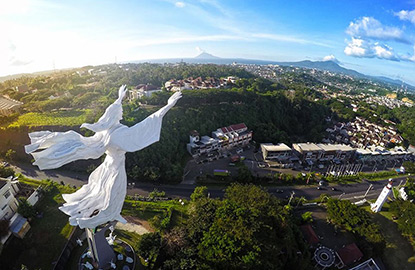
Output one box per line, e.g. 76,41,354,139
1,0,415,84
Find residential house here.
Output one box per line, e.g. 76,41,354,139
0,96,23,116
128,84,162,100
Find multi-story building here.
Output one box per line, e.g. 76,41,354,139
293,143,356,164
212,123,253,149
317,144,355,162
260,143,292,161
293,143,323,163
0,177,20,220
187,123,253,157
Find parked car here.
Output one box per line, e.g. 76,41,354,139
236,149,243,154
318,164,324,169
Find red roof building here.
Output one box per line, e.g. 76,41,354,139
336,243,363,267
300,224,319,246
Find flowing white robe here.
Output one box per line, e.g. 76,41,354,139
25,87,181,229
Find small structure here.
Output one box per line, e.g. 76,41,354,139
371,179,393,213
348,258,381,270
314,246,336,269
260,143,292,161
9,213,31,239
335,243,363,268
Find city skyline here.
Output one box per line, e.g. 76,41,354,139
1,0,415,84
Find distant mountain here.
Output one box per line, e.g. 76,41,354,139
195,52,220,59
2,56,413,90
135,57,414,89
278,60,364,77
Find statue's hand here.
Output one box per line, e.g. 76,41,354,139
167,91,182,106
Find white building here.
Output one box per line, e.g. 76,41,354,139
260,143,292,161
0,177,20,220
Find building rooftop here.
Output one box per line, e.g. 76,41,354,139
0,96,22,110
348,258,381,270
336,243,363,266
261,143,292,152
300,224,319,246
0,178,7,189
294,143,322,152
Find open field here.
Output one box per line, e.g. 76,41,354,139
5,110,90,127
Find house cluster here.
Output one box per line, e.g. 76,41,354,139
1,177,40,244
365,95,413,109
261,142,356,165
187,123,252,157
0,96,23,116
325,117,403,148
128,84,162,100
165,76,238,92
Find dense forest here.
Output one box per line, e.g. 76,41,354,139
137,184,312,270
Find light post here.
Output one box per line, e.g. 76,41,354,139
287,191,295,205
364,184,373,198
179,199,185,220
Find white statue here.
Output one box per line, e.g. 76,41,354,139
25,85,182,229
76,238,83,246
106,225,116,245
82,262,94,270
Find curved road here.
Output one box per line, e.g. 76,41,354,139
12,163,411,202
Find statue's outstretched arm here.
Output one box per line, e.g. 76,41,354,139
110,91,182,152
81,85,128,132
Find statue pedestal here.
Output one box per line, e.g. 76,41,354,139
85,222,116,269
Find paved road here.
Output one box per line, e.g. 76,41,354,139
12,162,411,202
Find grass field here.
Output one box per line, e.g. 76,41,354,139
6,110,90,127
122,199,188,229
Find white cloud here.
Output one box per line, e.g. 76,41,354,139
395,9,415,24
322,54,341,64
346,17,409,44
322,54,336,61
175,2,185,8
344,38,400,61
